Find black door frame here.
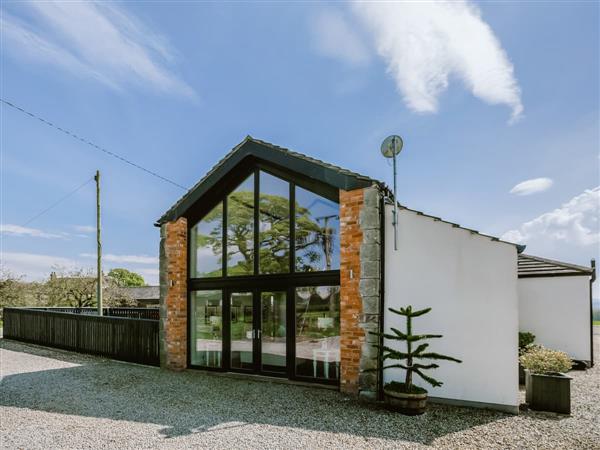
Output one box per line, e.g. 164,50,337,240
224,288,288,378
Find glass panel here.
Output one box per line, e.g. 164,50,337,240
295,187,340,272
259,171,290,274
295,286,340,380
190,202,223,278
261,291,286,373
231,292,254,370
227,174,255,276
190,290,222,367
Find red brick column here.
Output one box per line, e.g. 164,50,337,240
159,217,188,370
339,189,364,394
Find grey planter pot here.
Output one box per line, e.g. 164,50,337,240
525,370,572,414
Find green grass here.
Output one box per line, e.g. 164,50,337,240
593,320,600,326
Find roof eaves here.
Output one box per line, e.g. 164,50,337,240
155,136,254,226
518,254,594,276
155,136,378,226
394,202,521,249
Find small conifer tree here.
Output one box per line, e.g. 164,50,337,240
371,306,462,393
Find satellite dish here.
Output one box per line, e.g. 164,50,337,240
380,134,404,251
380,135,403,158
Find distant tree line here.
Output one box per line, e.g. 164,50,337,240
0,266,146,317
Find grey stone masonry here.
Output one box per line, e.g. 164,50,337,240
357,185,382,400
158,224,168,368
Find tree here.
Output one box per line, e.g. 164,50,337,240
0,267,26,309
45,267,136,308
108,268,145,287
370,306,462,393
45,268,97,307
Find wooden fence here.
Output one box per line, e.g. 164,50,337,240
29,307,160,321
3,307,160,366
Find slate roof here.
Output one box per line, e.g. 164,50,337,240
119,286,160,300
156,136,376,225
156,136,523,249
518,254,594,278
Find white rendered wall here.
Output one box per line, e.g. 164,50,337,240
518,276,591,361
384,205,519,410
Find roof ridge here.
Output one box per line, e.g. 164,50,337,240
246,137,374,182
156,136,377,225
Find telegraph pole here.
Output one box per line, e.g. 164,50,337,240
95,170,103,316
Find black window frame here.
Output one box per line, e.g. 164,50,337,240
186,160,340,386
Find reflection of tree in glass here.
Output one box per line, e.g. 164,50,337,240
259,193,290,273
195,191,337,275
226,191,255,275
296,207,338,272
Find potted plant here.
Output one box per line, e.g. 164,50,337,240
520,346,573,414
369,306,461,415
518,331,536,384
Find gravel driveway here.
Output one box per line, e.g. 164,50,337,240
1,329,599,449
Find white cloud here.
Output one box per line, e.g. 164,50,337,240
311,10,370,66
80,253,158,264
502,187,600,246
2,2,195,97
0,223,65,239
0,252,80,280
510,177,554,196
73,225,95,233
1,12,120,89
350,1,523,122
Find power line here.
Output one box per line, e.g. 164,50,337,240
1,98,188,191
23,177,94,226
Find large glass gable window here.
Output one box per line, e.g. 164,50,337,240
190,170,339,278
188,167,341,383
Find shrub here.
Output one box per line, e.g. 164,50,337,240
519,346,572,374
519,331,535,354
369,306,461,394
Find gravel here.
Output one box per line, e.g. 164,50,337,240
1,329,599,449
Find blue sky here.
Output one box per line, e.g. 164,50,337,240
1,1,598,288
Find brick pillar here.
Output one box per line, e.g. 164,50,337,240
339,186,382,398
339,189,364,394
159,217,188,370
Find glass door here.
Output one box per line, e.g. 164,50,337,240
260,291,287,374
229,290,287,376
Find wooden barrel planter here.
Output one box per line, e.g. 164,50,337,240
384,388,428,415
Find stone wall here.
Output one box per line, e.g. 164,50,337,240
159,217,188,370
339,185,382,398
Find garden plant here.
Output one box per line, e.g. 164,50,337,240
369,306,461,414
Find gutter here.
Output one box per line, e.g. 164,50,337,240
590,259,596,367
377,186,387,401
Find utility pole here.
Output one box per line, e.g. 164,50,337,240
95,170,103,316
